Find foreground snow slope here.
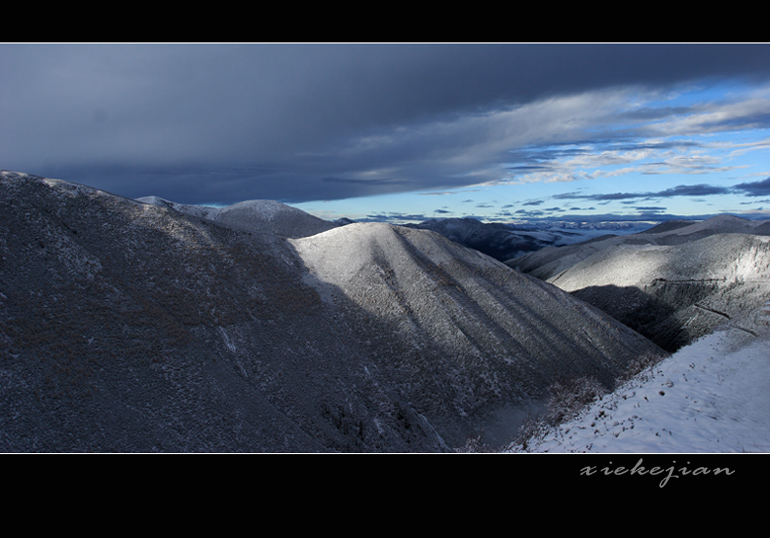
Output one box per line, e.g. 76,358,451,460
506,316,770,453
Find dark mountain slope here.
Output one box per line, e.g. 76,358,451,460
1,172,353,451
0,171,664,452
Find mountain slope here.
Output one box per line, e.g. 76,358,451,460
290,222,666,445
1,170,665,452
510,214,770,281
506,319,770,453
509,215,770,351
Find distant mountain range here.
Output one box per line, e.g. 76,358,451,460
401,217,651,263
0,170,664,452
508,215,770,352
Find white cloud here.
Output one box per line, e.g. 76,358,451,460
485,85,770,188
645,87,770,137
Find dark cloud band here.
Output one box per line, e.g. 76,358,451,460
554,183,734,202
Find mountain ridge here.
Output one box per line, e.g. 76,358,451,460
0,170,666,452
508,214,770,352
401,216,645,263
136,195,339,239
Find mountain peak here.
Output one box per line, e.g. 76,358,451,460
138,194,339,238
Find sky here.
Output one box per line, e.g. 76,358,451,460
2,42,770,225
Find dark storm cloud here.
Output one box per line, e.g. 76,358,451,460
515,209,544,217
733,177,770,197
554,191,637,201
322,177,408,186
363,213,433,223
3,43,770,204
554,183,731,202
657,184,733,197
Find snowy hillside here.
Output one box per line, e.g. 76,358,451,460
505,318,770,453
509,215,770,353
136,196,338,238
509,214,770,282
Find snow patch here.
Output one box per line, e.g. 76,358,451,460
219,326,237,353
507,324,770,453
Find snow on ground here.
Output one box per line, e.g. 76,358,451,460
506,325,770,453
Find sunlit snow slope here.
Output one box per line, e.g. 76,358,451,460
506,315,770,453
510,215,770,352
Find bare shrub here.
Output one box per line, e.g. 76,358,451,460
543,376,608,426
622,350,668,381
455,433,493,453
512,375,608,449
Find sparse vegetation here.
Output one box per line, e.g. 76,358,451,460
512,375,609,449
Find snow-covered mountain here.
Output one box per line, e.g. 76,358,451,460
510,214,770,282
509,215,770,352
0,170,664,452
136,196,339,238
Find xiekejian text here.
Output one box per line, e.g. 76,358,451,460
580,458,735,488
